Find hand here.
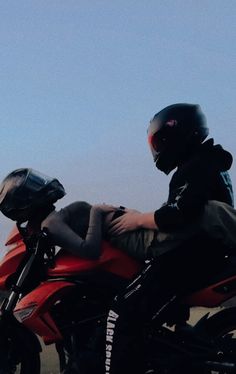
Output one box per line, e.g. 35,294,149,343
108,211,142,235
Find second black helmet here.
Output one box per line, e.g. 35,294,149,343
0,168,65,222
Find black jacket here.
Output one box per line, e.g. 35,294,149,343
154,139,234,231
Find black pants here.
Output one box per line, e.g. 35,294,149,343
105,236,227,374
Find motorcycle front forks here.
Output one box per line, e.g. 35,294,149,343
56,334,81,374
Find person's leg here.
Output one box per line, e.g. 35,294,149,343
105,235,227,374
105,260,171,374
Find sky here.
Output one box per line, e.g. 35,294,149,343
0,0,236,253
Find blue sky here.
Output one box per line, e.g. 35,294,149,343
0,1,236,250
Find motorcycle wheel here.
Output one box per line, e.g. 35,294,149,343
0,325,41,374
152,308,236,374
0,350,40,374
200,306,236,374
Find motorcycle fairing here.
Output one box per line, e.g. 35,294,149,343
185,273,236,307
48,240,141,279
14,280,76,344
5,225,22,246
1,226,141,283
0,241,25,289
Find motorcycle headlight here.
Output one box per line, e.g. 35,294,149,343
14,304,37,322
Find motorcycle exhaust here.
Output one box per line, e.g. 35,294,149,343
205,360,236,371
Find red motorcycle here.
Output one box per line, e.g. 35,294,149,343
1,223,236,374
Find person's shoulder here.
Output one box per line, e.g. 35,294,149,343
63,201,92,211
42,201,92,227
60,201,92,217
41,210,60,229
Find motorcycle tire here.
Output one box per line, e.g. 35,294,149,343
150,308,236,374
0,322,41,374
0,351,40,374
199,306,236,373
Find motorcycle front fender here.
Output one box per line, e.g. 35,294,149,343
14,280,76,344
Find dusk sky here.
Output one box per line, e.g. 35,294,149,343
0,1,236,253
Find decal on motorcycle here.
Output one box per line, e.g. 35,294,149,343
106,309,119,374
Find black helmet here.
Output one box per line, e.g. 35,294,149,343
147,103,209,174
0,168,65,222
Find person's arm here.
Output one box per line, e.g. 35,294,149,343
42,204,115,259
109,159,222,235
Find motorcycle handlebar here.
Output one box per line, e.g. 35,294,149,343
16,223,55,260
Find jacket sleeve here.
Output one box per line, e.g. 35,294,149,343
42,206,104,259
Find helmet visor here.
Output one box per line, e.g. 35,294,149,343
23,169,55,193
147,124,168,162
11,169,56,211
147,117,179,161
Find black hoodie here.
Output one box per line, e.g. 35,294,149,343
154,139,234,231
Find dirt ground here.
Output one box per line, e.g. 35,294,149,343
41,344,60,374
39,306,221,374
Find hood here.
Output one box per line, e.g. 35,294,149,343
201,138,233,171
